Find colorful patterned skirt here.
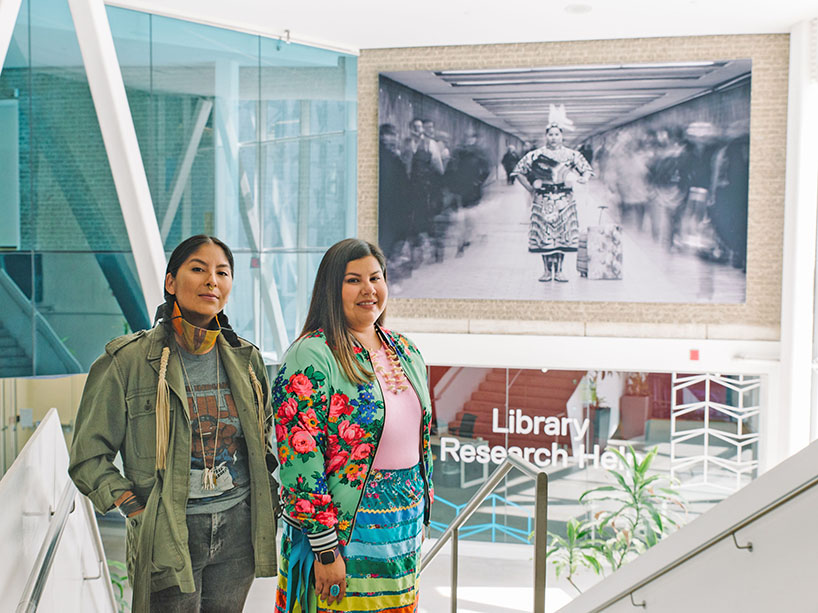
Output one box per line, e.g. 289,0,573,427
275,464,426,613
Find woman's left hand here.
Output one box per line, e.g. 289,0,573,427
314,553,347,606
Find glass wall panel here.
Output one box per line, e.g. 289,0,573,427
29,0,128,252
0,0,357,376
261,140,300,249
0,0,31,376
104,8,358,353
432,366,761,535
258,251,323,350
36,252,137,369
0,0,149,375
259,37,357,252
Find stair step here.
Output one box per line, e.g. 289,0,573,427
475,385,577,401
463,400,568,414
0,337,20,349
446,368,585,447
0,366,33,378
484,370,585,385
449,407,569,431
0,355,30,368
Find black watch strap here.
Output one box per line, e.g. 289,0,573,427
315,547,338,565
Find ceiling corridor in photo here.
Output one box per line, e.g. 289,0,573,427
383,60,751,144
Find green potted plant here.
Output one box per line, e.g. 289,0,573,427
619,372,651,439
580,446,685,571
108,559,131,612
545,445,686,590
546,517,602,594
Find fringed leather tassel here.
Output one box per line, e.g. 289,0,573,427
248,363,268,451
155,346,171,470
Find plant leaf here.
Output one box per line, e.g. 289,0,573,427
583,553,603,574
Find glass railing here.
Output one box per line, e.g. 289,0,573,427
0,407,115,612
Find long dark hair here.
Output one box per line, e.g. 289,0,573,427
154,234,240,347
299,238,387,385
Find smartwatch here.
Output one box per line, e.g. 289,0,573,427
315,547,339,565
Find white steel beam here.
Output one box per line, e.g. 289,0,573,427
780,18,818,461
0,0,23,78
67,0,165,316
161,98,213,241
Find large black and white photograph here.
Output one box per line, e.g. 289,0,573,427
378,60,751,303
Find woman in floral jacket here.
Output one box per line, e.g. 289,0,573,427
273,238,433,613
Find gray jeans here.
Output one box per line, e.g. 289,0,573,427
150,499,255,612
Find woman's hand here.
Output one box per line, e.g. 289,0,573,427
516,174,535,195
314,553,347,606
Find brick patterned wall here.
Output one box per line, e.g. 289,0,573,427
358,35,789,340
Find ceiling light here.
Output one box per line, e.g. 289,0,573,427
564,3,593,14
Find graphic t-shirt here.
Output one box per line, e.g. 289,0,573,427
179,346,250,514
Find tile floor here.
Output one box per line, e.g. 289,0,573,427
390,180,746,304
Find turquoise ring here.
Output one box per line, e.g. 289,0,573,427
330,584,341,597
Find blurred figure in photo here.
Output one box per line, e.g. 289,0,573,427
378,123,411,275
502,144,520,185
445,131,491,255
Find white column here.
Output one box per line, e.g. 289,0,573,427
67,0,165,314
0,0,23,78
778,18,818,464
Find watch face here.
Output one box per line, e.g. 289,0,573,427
318,550,335,564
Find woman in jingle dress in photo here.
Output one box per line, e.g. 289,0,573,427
513,106,593,283
273,238,433,613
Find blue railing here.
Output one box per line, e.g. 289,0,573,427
430,493,533,543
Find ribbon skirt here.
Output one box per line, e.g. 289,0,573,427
276,464,425,613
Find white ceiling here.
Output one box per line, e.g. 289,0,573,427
106,0,818,53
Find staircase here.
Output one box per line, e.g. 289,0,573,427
0,323,31,378
448,369,586,448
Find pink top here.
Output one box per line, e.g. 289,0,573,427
371,345,422,469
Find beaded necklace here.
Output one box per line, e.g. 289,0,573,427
178,345,222,490
368,343,409,394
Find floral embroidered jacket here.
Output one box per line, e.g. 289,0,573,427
272,326,433,552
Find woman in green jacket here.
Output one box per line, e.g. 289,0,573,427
69,235,278,613
273,238,434,612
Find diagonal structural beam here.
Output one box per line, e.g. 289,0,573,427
160,98,213,241
0,0,23,78
67,0,165,314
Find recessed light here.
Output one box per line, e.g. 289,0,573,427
565,3,593,14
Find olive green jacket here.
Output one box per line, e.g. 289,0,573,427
68,324,278,613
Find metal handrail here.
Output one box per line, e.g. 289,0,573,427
583,472,818,612
79,495,118,602
16,480,78,613
420,453,549,613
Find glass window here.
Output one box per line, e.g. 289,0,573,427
0,0,358,376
